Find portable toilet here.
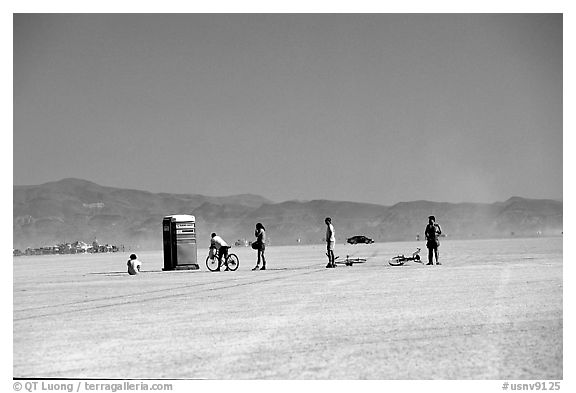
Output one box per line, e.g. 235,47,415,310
162,215,198,270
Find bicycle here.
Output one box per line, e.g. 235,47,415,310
388,248,422,266
206,247,239,272
328,253,367,266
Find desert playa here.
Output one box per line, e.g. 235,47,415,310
13,237,562,379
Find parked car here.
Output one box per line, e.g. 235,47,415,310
346,235,374,245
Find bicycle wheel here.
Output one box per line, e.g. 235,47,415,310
226,254,239,271
206,255,220,272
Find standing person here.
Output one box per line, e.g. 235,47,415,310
210,233,231,271
252,223,267,271
425,215,442,265
325,217,336,268
127,253,142,275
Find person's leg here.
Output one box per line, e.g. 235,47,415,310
260,247,266,269
330,242,334,266
253,249,261,270
435,247,440,265
217,249,222,271
327,241,335,267
427,246,433,265
222,247,229,269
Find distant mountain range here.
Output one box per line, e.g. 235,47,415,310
13,178,563,250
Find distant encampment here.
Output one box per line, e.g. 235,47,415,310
13,178,563,250
13,240,123,257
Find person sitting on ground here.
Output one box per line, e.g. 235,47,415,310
127,253,142,275
210,233,231,271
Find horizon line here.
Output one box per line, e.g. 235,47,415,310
13,177,563,207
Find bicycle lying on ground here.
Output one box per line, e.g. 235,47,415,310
388,248,422,266
206,247,240,272
328,253,367,266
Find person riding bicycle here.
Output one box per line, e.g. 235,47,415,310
210,233,231,271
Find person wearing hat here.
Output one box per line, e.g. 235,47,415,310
424,216,442,265
325,217,336,268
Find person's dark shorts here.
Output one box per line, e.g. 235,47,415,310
426,240,439,249
218,246,230,259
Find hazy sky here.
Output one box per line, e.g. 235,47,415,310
13,14,562,205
